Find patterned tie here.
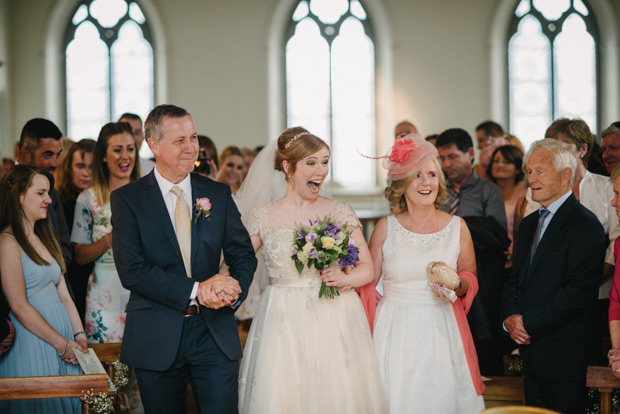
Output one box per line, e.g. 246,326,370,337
448,188,460,215
530,208,550,264
170,186,192,278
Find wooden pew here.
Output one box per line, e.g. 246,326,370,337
0,373,108,414
89,342,122,380
0,343,121,413
483,376,525,408
586,365,620,414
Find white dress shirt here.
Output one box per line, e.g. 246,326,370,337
153,167,199,301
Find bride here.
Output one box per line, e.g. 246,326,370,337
236,127,387,413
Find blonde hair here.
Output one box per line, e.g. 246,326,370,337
275,127,329,177
384,158,448,211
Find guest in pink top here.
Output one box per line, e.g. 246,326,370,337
606,166,620,377
486,145,526,268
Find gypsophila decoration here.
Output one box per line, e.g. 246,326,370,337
112,362,129,388
82,389,114,414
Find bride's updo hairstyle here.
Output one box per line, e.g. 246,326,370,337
275,127,330,178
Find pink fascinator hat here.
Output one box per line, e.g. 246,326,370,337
379,133,438,181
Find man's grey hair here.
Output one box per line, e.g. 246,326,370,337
524,138,577,185
601,122,620,139
144,104,190,142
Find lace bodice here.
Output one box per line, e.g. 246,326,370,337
244,200,361,282
382,215,461,284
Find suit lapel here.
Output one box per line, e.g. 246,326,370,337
190,174,203,269
144,171,184,264
525,194,577,283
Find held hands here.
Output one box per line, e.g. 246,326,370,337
197,274,241,309
57,338,88,365
608,349,620,379
320,264,352,291
505,314,531,345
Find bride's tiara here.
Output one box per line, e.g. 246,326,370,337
284,132,307,149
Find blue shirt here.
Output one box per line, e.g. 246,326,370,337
536,190,572,241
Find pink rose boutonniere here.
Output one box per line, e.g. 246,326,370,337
194,197,212,223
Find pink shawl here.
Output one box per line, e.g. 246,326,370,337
359,282,377,334
359,271,485,395
453,270,485,395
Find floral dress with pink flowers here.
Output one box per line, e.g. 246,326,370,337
71,188,143,413
71,188,129,343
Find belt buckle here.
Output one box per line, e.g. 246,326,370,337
185,305,200,317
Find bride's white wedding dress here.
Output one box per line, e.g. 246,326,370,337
238,200,387,414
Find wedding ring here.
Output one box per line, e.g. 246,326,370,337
611,352,615,358
614,368,620,373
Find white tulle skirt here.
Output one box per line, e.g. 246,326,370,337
373,281,485,414
238,278,388,414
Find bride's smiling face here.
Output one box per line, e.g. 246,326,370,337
285,147,330,198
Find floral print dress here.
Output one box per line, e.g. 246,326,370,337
71,188,129,343
71,188,143,413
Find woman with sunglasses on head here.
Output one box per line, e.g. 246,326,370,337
217,145,245,194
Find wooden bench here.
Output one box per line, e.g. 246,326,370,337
0,373,108,413
586,365,620,414
483,376,525,408
0,343,122,413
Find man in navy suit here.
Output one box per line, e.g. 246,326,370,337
111,104,257,413
502,138,606,413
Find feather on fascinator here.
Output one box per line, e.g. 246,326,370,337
363,133,438,181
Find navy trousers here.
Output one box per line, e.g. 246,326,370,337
135,315,238,414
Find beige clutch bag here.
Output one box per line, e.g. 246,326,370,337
426,261,460,290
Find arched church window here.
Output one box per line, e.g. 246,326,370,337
64,0,154,141
285,0,376,188
508,0,599,147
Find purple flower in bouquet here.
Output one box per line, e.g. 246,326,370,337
338,243,359,268
305,231,317,244
323,223,341,237
308,247,320,260
296,230,305,240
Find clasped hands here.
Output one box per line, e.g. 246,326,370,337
608,348,620,379
58,334,88,365
505,314,531,345
320,264,353,291
197,274,241,309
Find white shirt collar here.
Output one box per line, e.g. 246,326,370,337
153,167,192,200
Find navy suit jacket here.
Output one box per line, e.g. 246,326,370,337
502,193,606,380
110,171,257,371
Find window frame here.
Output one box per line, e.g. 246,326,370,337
62,0,155,138
283,0,378,189
506,0,601,135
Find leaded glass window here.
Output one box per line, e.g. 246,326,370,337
65,0,154,141
286,0,376,188
508,0,598,148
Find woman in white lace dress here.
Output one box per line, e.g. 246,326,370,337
368,134,485,413
237,127,387,413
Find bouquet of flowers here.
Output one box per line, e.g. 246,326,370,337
291,216,359,299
